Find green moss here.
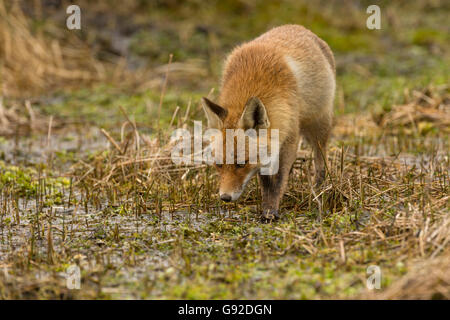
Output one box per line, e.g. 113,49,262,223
411,28,448,47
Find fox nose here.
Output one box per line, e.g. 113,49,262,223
220,194,232,202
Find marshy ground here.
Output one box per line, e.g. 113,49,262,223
0,0,449,299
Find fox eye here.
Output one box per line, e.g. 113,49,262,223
236,162,246,168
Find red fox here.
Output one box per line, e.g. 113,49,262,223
201,24,335,221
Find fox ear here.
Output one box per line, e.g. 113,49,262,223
201,97,227,129
239,97,270,129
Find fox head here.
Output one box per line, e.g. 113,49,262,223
201,96,278,202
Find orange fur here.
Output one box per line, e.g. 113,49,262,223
202,24,335,220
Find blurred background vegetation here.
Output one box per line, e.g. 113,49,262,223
1,0,448,130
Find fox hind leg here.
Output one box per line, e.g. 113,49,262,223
303,116,331,187
312,138,328,187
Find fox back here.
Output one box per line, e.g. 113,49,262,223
219,24,335,142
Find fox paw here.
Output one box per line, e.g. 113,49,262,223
261,209,280,222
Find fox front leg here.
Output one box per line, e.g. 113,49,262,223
258,173,285,221
258,141,298,221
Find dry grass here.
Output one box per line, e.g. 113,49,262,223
0,1,106,97
0,98,52,136
377,85,450,134
363,249,450,299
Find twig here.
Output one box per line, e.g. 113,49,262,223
100,128,123,154
157,54,173,132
